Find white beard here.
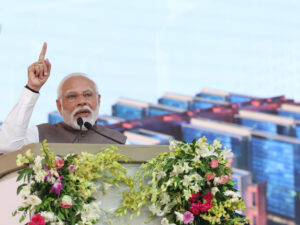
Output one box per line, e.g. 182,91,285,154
62,105,99,130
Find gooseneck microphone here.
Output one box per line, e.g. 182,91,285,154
83,121,123,144
72,117,84,143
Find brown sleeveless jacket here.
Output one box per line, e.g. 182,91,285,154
37,122,127,144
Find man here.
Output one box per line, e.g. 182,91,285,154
0,42,127,152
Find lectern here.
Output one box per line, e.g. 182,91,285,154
0,143,169,225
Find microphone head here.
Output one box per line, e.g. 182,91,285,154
77,117,83,126
84,121,93,130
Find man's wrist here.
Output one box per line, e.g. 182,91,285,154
25,85,39,93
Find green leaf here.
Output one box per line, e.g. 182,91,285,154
19,215,25,223
17,172,25,182
12,210,18,217
17,184,27,195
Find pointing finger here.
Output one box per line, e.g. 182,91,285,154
45,58,51,75
38,42,47,62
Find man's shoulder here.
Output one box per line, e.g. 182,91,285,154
37,122,61,129
95,125,127,144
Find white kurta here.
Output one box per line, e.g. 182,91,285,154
0,88,39,153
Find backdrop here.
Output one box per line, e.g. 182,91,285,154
0,0,300,125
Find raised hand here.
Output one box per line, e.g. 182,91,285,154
27,42,51,92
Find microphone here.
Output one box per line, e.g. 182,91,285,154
83,121,124,144
72,117,83,143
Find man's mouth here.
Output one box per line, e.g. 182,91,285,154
74,110,91,118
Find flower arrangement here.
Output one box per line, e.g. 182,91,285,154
13,140,133,225
118,137,251,225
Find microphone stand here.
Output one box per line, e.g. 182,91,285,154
84,122,124,144
72,118,84,143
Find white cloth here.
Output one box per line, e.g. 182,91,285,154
0,88,39,153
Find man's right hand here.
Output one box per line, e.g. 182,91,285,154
27,42,51,92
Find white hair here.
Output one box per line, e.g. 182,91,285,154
57,73,99,99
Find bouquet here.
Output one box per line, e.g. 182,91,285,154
13,140,133,225
118,137,251,225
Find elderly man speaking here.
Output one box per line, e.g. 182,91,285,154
0,43,127,152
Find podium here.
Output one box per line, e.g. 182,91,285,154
0,143,169,225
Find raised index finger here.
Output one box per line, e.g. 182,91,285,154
38,42,47,62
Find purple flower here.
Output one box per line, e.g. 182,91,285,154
68,165,76,172
51,183,64,195
183,211,194,224
44,166,50,171
44,171,53,182
50,176,64,194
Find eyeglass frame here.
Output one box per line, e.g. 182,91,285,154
58,88,99,103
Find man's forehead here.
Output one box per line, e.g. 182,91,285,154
65,88,94,94
62,76,96,91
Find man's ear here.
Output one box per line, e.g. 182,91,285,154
98,94,101,105
56,99,63,116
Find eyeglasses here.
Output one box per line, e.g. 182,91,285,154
63,90,97,103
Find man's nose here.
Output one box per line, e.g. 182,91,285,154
76,94,87,106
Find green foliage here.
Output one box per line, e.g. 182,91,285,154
118,137,250,225
13,140,133,225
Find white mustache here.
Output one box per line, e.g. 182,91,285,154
71,106,93,118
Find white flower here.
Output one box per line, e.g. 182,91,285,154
224,190,241,200
182,162,192,173
34,155,43,166
35,171,45,183
170,165,181,177
21,199,30,208
213,177,220,186
161,217,176,225
182,175,192,187
166,179,173,187
174,211,183,222
211,187,219,196
160,193,170,205
22,184,31,197
191,184,200,193
192,155,200,163
47,175,56,184
231,197,239,202
27,195,42,206
81,203,100,223
149,203,165,216
196,145,212,158
41,211,55,222
224,190,235,196
157,171,166,180
161,218,170,225
192,173,203,182
213,140,222,149
221,149,234,159
169,138,179,151
183,189,191,200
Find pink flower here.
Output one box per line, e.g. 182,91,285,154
228,173,233,179
202,192,212,202
189,193,200,202
209,159,218,168
219,175,228,185
205,173,216,181
29,214,46,225
60,195,72,208
190,203,200,215
226,158,233,169
68,165,76,172
199,201,213,212
55,157,65,169
51,176,64,194
183,211,194,224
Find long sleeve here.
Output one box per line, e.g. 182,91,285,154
0,88,40,153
